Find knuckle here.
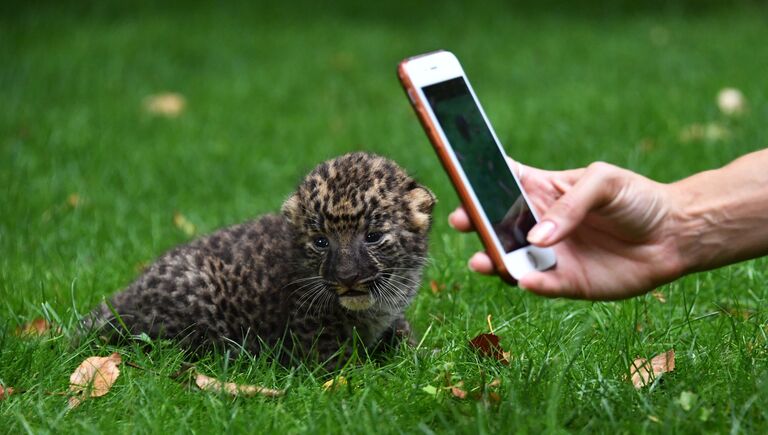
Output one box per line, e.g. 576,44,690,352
587,161,624,191
586,161,615,176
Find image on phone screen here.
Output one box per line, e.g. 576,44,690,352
422,77,535,253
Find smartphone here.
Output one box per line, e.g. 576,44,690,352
398,50,556,282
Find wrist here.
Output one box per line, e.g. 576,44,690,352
666,173,725,275
667,160,768,275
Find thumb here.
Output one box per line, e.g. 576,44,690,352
527,162,619,246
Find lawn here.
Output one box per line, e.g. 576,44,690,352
2,0,768,432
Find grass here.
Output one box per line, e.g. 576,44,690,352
2,0,768,432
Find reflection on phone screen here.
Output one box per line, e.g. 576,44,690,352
423,77,534,253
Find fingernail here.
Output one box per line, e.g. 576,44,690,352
528,220,556,244
467,258,478,272
467,252,483,272
447,211,457,228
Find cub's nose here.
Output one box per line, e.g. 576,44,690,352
336,269,361,288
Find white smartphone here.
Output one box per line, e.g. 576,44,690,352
398,50,556,282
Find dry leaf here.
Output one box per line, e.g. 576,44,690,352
429,280,444,295
321,376,348,392
173,212,196,236
486,391,501,404
720,305,755,320
68,353,122,408
15,318,60,337
487,378,501,388
144,92,186,117
630,349,675,389
195,371,284,398
679,123,729,143
469,333,509,365
0,386,16,400
651,291,667,303
67,193,82,208
717,88,745,116
450,385,467,399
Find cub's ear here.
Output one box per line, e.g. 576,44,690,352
281,193,300,225
405,184,436,233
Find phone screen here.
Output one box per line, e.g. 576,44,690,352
422,77,535,253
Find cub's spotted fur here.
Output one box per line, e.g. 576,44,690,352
86,152,435,367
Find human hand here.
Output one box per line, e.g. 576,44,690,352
449,161,686,300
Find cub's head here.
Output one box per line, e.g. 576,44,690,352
282,152,435,313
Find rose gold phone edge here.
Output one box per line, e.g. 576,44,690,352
397,51,517,283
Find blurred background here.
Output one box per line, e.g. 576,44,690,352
2,0,766,316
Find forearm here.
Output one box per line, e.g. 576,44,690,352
669,148,768,274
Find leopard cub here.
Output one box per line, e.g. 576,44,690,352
86,152,435,367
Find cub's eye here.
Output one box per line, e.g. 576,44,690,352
313,236,330,249
365,232,383,244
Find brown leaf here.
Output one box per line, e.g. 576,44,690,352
651,291,667,303
15,318,60,337
143,92,186,117
195,371,284,398
429,280,444,295
487,391,501,404
67,193,82,208
487,378,502,389
450,385,467,399
720,306,755,320
173,212,196,236
68,353,122,408
630,349,675,389
0,386,16,400
469,333,509,365
679,123,729,143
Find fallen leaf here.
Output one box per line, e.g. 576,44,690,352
68,353,122,408
717,88,745,116
15,318,60,337
67,193,82,208
720,305,755,320
143,92,186,117
195,371,284,398
487,378,501,388
651,291,667,303
469,333,510,365
679,123,729,143
450,385,467,399
630,349,675,389
0,386,16,400
321,376,347,392
636,138,656,152
502,351,512,363
429,280,445,295
486,391,501,404
173,212,196,236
